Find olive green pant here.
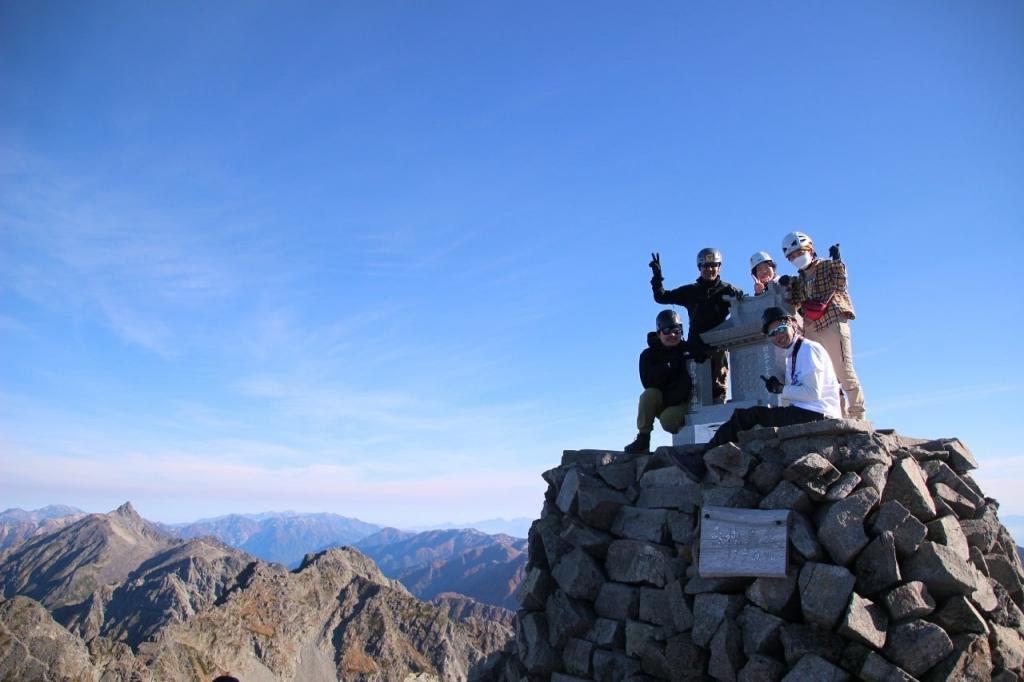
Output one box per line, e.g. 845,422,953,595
636,388,687,435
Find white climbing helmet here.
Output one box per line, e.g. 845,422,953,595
749,251,775,272
781,231,813,258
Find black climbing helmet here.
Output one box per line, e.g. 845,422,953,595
697,248,722,267
761,307,792,335
656,309,683,332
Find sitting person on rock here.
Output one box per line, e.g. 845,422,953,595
623,310,694,454
704,306,841,449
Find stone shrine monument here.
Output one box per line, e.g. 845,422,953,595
675,287,796,445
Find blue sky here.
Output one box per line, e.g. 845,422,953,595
2,1,1022,529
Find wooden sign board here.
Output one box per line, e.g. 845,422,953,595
698,506,789,578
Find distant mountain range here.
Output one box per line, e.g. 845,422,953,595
0,505,87,553
2,505,529,610
0,503,512,680
355,528,527,610
167,511,384,566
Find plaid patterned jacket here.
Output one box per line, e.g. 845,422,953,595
790,258,856,332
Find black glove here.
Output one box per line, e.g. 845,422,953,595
829,243,842,261
761,375,784,394
778,274,793,287
649,252,662,278
691,350,708,364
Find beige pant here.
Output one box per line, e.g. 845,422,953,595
637,388,687,435
804,320,866,419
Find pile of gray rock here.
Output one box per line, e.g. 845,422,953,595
503,420,1024,681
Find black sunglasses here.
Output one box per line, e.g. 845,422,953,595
700,262,721,269
659,326,683,335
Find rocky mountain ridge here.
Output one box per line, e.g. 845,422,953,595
0,503,512,680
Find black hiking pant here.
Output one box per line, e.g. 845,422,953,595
706,405,825,449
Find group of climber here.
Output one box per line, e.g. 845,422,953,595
623,230,865,454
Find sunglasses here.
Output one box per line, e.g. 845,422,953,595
766,323,789,338
659,326,683,335
699,263,721,269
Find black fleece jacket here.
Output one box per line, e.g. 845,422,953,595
639,332,693,407
651,275,743,348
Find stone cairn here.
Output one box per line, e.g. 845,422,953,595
502,420,1024,681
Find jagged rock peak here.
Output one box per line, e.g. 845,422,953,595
112,501,140,519
504,420,1024,681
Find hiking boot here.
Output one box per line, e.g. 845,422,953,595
623,432,650,454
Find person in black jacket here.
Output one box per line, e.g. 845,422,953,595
649,248,743,404
623,310,694,454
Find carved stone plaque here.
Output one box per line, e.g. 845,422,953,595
698,506,789,578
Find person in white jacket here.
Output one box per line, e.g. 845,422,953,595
704,306,841,449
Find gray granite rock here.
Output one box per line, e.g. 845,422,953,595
545,589,596,649
933,594,989,635
818,487,880,565
605,539,672,586
784,452,842,499
932,482,979,518
882,580,935,622
583,617,624,648
560,522,613,559
625,619,664,658
780,654,849,682
692,592,745,648
577,486,630,530
639,464,692,488
611,506,668,543
989,623,1024,671
667,511,695,545
665,635,707,681
857,462,889,494
919,437,978,473
516,566,554,611
872,500,928,558
903,541,978,599
854,531,901,595
597,461,636,490
798,562,856,629
709,618,745,682
789,510,824,561
883,457,937,522
859,651,916,682
882,619,954,677
826,472,862,501
759,480,812,513
746,572,798,616
552,548,606,601
639,586,673,628
927,515,971,560
517,611,558,675
665,579,694,633
562,638,593,678
738,604,784,656
750,460,784,495
779,624,845,666
594,581,639,621
923,633,992,682
706,442,753,479
738,654,786,682
960,506,1001,554
591,648,641,682
838,593,888,648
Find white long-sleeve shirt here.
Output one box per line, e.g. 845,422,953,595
781,336,842,418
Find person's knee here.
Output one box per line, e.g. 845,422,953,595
639,387,664,408
658,409,686,434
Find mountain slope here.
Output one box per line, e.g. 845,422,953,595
0,502,175,609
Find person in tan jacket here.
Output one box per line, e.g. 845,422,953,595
780,231,866,420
